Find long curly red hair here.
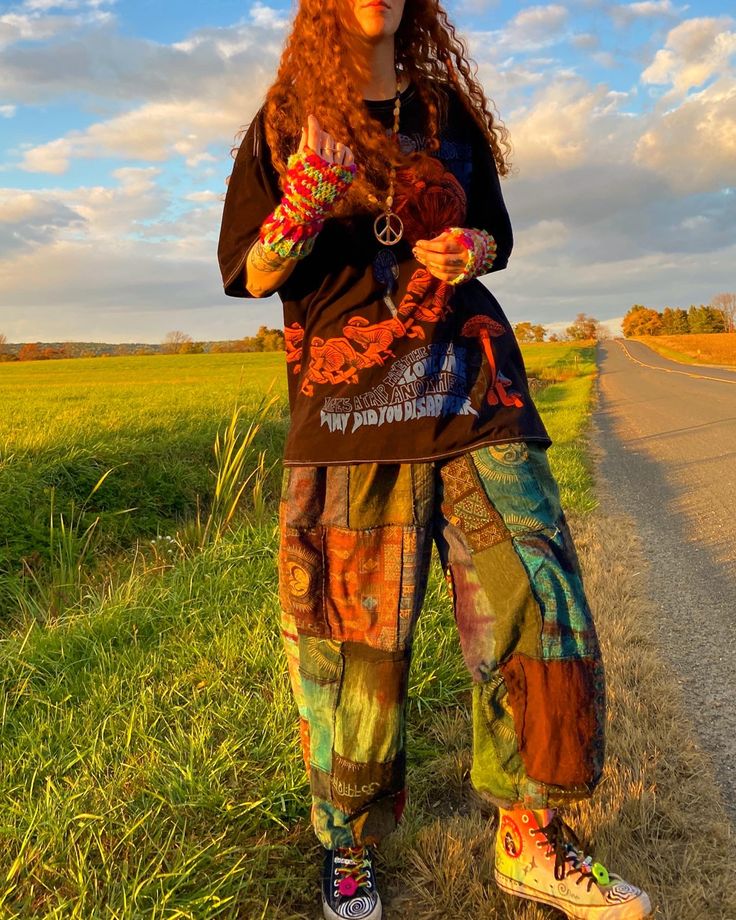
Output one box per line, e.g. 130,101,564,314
230,0,513,220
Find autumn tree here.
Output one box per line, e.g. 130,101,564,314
18,343,41,361
162,330,193,355
711,292,736,333
235,326,286,352
622,306,663,337
513,322,534,343
531,324,546,342
514,322,547,343
661,307,689,335
180,340,205,354
566,312,601,341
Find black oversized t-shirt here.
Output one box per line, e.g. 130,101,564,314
217,81,552,465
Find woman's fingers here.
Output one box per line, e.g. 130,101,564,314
414,242,467,266
299,113,354,166
413,235,469,280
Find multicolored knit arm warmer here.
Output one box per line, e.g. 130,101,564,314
257,145,357,261
443,227,498,285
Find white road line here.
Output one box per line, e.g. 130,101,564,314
615,340,736,386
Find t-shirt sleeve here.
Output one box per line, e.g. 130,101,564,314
217,105,283,298
459,100,514,274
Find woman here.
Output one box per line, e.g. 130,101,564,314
217,0,653,917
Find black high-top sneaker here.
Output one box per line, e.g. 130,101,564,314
321,845,382,920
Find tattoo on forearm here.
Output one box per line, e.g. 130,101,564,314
249,241,290,273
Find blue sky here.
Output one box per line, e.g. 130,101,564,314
1,0,734,342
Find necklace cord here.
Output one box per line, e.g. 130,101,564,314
373,64,404,245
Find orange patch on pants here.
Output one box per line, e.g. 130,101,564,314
324,525,405,650
499,654,602,787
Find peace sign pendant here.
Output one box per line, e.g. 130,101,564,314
373,211,404,246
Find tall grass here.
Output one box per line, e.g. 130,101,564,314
191,396,279,549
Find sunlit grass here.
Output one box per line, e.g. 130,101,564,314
630,332,736,367
0,343,730,917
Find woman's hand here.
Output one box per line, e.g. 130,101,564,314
299,113,355,168
412,229,470,283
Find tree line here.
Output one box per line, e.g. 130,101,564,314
513,313,609,343
0,327,286,362
623,293,735,337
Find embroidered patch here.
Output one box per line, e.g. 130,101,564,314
440,453,509,552
330,751,405,816
277,526,327,636
324,525,405,650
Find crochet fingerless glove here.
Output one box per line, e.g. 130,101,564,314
443,227,498,284
258,145,357,260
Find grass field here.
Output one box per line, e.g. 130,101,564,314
0,353,289,618
0,344,732,919
629,332,736,367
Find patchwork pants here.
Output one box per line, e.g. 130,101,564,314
277,441,606,849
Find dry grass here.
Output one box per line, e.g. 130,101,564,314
630,333,736,367
366,508,736,920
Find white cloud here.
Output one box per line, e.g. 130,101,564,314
633,78,736,192
248,2,290,30
513,218,570,257
641,16,736,95
494,4,571,52
0,0,113,49
634,17,736,192
507,76,638,175
608,0,688,27
18,90,258,173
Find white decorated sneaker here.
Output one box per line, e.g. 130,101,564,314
494,807,652,919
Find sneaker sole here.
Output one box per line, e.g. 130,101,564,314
494,868,652,920
321,894,382,920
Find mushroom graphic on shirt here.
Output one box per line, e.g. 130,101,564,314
461,315,524,408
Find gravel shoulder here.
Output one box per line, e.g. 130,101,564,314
590,337,736,823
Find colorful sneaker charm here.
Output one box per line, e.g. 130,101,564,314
322,845,382,920
494,807,653,919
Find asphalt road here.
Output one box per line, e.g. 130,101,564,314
591,337,736,822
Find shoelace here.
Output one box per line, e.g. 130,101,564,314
531,815,611,892
334,846,371,897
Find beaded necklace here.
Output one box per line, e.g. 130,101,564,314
372,66,404,247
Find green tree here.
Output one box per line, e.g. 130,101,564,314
254,325,285,351
688,305,724,333
671,308,689,334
